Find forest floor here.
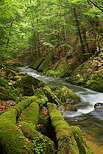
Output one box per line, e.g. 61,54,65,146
0,100,16,112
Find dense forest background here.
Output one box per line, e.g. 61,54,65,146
0,0,103,66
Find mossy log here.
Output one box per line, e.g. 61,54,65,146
0,96,39,154
47,103,79,154
30,57,45,70
18,102,55,154
0,118,34,154
38,49,55,72
71,126,91,154
43,86,61,106
47,103,91,154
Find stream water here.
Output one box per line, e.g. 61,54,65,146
18,66,103,152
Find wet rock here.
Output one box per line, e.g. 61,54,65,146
94,102,103,110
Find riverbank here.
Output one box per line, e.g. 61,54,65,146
30,55,103,92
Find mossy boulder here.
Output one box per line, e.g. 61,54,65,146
85,70,103,92
14,75,45,96
0,77,18,101
71,126,91,154
55,86,80,104
0,99,39,154
67,57,103,92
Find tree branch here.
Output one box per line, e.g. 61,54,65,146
87,0,103,13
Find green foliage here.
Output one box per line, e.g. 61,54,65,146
0,0,102,63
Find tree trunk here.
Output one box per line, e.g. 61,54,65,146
73,7,85,60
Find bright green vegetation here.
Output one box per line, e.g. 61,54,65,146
0,118,33,154
46,70,61,77
0,0,102,66
18,102,55,154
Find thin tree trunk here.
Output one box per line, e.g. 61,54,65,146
6,20,14,49
73,7,85,60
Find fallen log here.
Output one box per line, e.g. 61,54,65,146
47,103,91,154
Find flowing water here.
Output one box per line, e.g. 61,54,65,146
18,66,103,153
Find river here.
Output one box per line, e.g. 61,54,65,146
18,66,103,153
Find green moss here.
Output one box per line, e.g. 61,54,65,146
67,58,103,92
55,86,80,103
0,77,18,101
13,96,38,117
71,126,91,154
0,118,33,154
18,102,55,154
34,88,48,103
55,61,68,72
46,70,61,77
14,75,45,96
0,108,17,124
18,122,55,154
44,86,61,105
86,70,103,92
18,102,39,129
47,103,79,154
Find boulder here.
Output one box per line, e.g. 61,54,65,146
0,77,18,101
14,75,45,96
94,102,103,110
54,86,80,104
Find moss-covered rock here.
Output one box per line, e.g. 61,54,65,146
0,77,18,101
55,86,80,104
67,57,103,92
43,86,61,106
0,98,39,153
14,75,45,96
85,70,103,92
13,96,37,117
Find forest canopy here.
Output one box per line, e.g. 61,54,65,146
0,0,103,64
